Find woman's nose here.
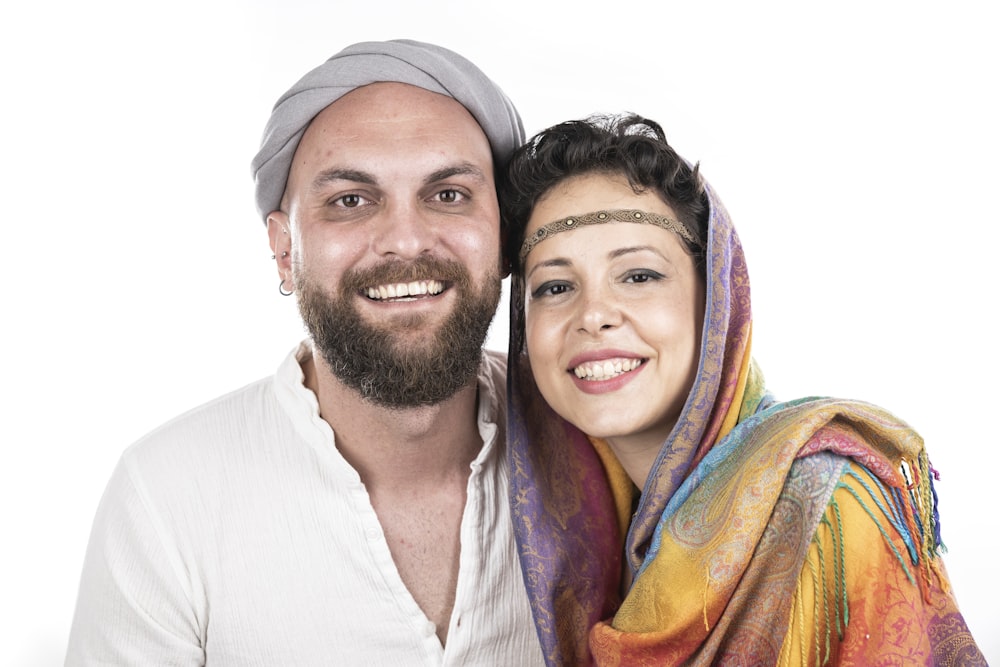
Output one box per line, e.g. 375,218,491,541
576,284,623,335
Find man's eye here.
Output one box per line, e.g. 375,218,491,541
336,194,364,208
434,189,463,204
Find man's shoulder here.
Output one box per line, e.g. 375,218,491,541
125,343,308,461
480,348,508,382
122,375,280,473
478,348,508,414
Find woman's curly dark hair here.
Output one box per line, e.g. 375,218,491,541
500,113,710,353
500,113,709,277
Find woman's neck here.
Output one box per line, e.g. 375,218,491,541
606,431,671,488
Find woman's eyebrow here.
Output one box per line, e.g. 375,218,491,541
608,245,669,261
526,257,571,280
526,244,674,280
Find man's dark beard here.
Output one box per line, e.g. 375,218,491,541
296,256,500,409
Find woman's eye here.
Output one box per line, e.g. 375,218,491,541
532,281,572,298
623,269,664,284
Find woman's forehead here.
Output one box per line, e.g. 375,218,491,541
525,220,689,269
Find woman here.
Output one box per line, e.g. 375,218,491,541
502,114,984,666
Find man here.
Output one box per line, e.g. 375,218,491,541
66,40,543,665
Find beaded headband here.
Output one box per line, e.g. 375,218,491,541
518,208,702,265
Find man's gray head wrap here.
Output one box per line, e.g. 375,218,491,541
251,39,525,223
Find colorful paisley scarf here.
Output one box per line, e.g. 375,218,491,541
507,181,986,665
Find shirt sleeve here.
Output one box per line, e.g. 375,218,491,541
65,456,205,666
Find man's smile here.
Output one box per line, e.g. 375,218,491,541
364,280,446,301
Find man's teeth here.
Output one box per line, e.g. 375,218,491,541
366,280,444,300
573,358,642,380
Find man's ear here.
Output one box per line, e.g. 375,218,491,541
267,211,294,289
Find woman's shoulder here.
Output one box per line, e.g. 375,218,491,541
785,457,987,665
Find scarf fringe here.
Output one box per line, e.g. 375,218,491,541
785,456,943,664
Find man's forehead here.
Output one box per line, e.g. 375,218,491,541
307,82,486,139
293,84,493,172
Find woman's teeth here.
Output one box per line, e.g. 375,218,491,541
573,358,642,380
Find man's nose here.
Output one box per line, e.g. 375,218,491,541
372,201,436,259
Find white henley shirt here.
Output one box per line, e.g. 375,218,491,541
65,341,544,666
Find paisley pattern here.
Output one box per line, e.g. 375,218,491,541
508,180,986,665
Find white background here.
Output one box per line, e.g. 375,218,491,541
2,0,997,663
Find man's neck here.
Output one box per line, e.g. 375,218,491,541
301,349,484,489
301,348,485,644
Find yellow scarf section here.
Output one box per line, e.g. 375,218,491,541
585,348,980,665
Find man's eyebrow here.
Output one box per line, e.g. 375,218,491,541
424,163,488,186
312,168,378,190
309,164,487,191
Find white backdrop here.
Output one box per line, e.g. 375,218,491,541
3,0,997,663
